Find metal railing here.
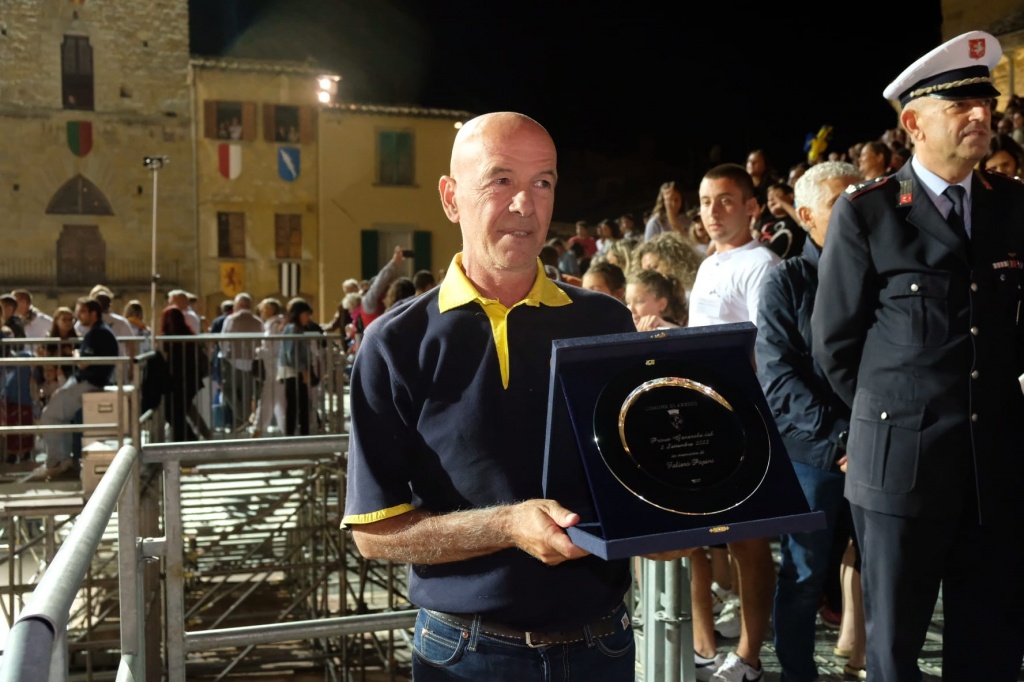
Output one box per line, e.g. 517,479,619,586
0,443,140,682
157,332,346,442
0,434,421,681
0,350,141,467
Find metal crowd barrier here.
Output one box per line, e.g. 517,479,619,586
155,332,346,442
0,444,140,682
0,332,345,466
0,435,421,681
0,349,140,468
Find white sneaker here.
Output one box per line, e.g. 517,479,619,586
710,652,763,682
714,600,742,639
695,651,727,682
30,459,74,481
711,581,739,615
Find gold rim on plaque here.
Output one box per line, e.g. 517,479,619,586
618,377,734,457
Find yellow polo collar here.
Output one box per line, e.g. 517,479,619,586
438,253,571,388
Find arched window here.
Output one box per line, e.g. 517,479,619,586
46,174,114,215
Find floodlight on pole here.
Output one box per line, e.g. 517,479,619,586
144,155,168,336
316,74,341,104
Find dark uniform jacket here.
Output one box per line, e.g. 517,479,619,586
756,237,850,471
812,163,1024,522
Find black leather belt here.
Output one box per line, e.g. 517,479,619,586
423,606,625,648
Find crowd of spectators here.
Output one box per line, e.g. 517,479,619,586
3,76,1022,681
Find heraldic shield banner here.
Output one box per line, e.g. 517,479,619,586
218,143,242,179
67,121,93,157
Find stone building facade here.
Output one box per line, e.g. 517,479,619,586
190,57,333,317
0,0,196,321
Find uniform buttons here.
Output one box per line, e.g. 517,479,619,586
1000,274,1006,281
910,283,920,292
970,326,979,336
971,370,979,379
971,413,979,423
880,412,889,420
970,282,978,292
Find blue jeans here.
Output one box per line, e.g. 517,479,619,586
773,460,847,682
411,603,636,681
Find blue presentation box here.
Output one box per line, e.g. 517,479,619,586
543,322,825,560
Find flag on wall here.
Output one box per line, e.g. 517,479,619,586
280,262,301,297
278,147,300,182
218,143,242,179
220,262,244,298
67,121,92,157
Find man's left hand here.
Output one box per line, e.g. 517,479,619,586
506,499,591,566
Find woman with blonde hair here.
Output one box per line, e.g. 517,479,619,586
625,269,688,330
602,239,635,275
632,231,705,298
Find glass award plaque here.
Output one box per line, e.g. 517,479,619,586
543,322,825,560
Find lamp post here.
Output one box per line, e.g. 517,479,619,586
143,155,168,336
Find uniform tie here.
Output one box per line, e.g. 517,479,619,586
943,185,969,241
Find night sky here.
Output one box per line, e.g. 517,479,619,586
189,0,945,219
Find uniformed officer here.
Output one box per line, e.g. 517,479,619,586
812,31,1024,681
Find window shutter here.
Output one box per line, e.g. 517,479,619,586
361,230,379,280
241,102,257,141
218,212,247,258
230,213,246,257
275,214,302,259
204,101,218,139
289,215,302,258
397,132,414,184
263,103,276,143
299,106,316,144
413,231,432,273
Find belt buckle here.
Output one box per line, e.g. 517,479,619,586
525,631,543,648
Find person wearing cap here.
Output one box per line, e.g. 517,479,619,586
812,31,1024,681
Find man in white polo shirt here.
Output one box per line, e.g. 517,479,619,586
688,162,781,682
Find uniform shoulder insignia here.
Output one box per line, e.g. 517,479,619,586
845,176,891,198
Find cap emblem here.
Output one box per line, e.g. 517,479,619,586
969,39,986,60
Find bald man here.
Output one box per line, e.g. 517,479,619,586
343,113,638,681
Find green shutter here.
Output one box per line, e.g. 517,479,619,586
379,132,397,184
413,231,431,272
361,230,379,280
378,131,414,185
396,133,413,184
